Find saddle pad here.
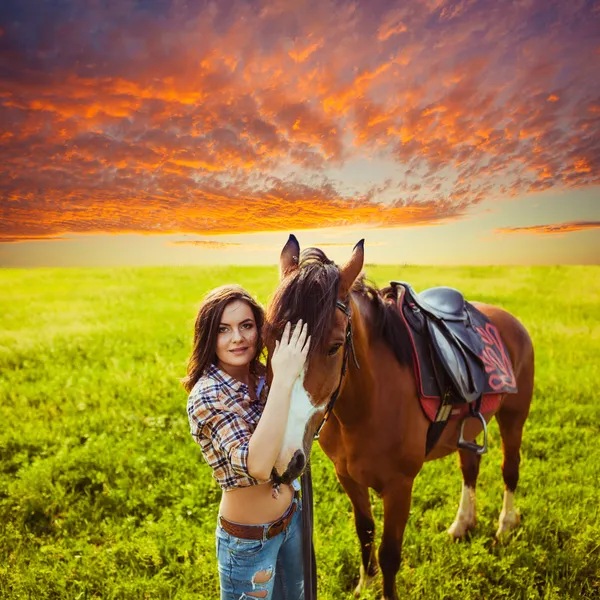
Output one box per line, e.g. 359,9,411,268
398,294,518,422
421,393,502,422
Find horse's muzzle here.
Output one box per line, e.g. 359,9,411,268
272,449,306,484
289,449,305,474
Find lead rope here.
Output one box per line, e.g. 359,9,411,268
303,298,359,599
301,464,317,598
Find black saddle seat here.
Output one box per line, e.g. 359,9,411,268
391,281,467,321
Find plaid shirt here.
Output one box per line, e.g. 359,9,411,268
187,364,269,490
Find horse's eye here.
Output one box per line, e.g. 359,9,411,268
327,343,343,356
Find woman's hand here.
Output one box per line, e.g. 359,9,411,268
270,320,310,386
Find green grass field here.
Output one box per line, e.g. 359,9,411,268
1,265,599,599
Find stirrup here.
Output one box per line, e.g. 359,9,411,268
458,407,488,455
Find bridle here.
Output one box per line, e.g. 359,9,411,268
313,298,360,440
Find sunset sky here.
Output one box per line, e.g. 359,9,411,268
1,0,599,267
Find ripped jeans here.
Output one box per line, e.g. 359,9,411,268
216,498,304,600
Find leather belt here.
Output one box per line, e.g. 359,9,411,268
219,495,298,541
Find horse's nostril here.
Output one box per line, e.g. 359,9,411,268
292,450,305,471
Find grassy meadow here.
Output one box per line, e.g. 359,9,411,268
1,264,599,599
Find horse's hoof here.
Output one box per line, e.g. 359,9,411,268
496,508,520,539
354,564,378,597
447,517,476,538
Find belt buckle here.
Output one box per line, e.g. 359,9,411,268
266,517,283,539
266,497,297,539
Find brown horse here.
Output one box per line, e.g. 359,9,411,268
264,236,534,600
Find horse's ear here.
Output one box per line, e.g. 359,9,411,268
339,239,364,297
280,234,300,279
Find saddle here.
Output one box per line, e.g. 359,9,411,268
395,282,486,403
390,281,517,455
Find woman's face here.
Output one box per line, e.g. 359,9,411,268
215,300,259,373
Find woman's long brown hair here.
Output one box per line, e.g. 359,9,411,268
182,285,265,393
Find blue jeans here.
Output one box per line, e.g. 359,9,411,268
216,497,304,600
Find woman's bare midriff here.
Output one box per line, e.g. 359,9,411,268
220,481,294,524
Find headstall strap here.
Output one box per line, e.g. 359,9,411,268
314,298,359,440
336,300,360,371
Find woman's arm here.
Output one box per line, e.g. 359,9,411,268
247,320,309,481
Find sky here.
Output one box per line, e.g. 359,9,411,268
0,0,599,267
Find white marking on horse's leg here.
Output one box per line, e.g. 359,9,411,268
447,484,477,538
496,490,520,538
353,564,378,598
273,369,319,474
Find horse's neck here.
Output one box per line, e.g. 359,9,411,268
336,294,417,437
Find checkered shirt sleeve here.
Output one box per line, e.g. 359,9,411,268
187,376,262,490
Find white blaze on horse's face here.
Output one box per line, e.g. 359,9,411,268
273,368,321,476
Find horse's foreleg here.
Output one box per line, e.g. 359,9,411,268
379,476,414,600
448,449,481,538
336,472,378,597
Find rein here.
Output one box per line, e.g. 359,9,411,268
314,298,360,440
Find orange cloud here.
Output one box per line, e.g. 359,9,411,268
0,236,68,243
289,38,324,63
171,241,244,249
0,0,599,244
494,221,600,236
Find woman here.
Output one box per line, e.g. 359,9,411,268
183,284,309,600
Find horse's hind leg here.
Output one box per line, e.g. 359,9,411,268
448,449,481,538
336,473,378,597
495,372,533,537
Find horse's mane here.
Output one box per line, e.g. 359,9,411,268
266,247,413,366
352,276,413,367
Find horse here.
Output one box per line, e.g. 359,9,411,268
263,235,534,600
